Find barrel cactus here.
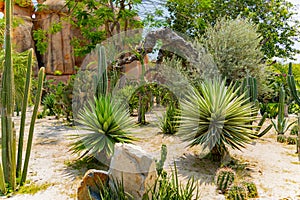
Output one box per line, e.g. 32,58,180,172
242,181,258,198
226,185,247,200
215,167,235,193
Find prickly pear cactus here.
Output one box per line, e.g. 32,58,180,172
215,167,235,193
226,185,247,200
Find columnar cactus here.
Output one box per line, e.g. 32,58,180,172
0,0,45,193
95,44,108,97
215,167,235,193
271,86,295,135
287,63,300,155
226,185,247,200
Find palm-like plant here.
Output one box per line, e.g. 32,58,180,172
70,95,136,159
178,78,256,161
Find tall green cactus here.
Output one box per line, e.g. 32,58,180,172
21,67,45,185
240,74,272,137
16,48,33,177
1,0,16,190
271,86,295,135
0,0,45,193
287,63,300,158
95,44,108,97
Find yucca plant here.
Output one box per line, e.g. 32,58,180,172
158,103,179,135
70,95,136,159
178,78,256,162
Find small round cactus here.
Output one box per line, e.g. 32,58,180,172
215,167,235,193
242,181,258,198
226,185,247,200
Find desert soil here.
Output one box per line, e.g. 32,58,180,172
1,107,300,200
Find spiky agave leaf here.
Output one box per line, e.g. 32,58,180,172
71,95,136,158
178,78,257,153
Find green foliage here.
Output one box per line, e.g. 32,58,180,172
215,167,235,193
241,181,258,198
0,49,36,115
166,0,300,59
70,95,136,159
200,17,264,83
158,103,179,135
178,78,256,160
166,0,211,37
32,29,48,55
225,185,247,200
42,94,56,116
144,163,199,200
290,125,299,136
67,0,143,56
287,136,297,145
271,87,296,135
155,144,167,177
277,135,287,143
260,103,278,119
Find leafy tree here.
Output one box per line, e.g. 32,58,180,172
199,17,265,82
166,0,300,59
66,0,143,56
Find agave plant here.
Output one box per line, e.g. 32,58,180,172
70,95,136,159
178,78,256,161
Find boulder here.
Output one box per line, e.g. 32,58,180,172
77,169,109,200
109,143,157,200
12,16,35,52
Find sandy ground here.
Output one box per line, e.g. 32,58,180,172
1,108,300,200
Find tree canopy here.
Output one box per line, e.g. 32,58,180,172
166,0,300,60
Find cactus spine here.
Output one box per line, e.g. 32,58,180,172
287,63,300,156
215,167,235,193
95,44,108,97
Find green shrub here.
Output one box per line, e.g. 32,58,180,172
70,95,136,159
215,167,235,193
287,136,297,145
291,125,299,135
178,78,256,161
277,135,287,143
158,103,179,135
42,93,56,116
200,17,265,83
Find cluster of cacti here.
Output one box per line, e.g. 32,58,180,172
239,73,258,104
0,0,45,194
287,63,300,154
225,185,247,200
271,86,296,135
215,167,235,193
238,74,272,138
242,181,258,198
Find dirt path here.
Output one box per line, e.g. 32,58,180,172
1,110,300,199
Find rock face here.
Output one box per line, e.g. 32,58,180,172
77,169,109,200
0,1,35,53
109,143,157,200
34,0,79,75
